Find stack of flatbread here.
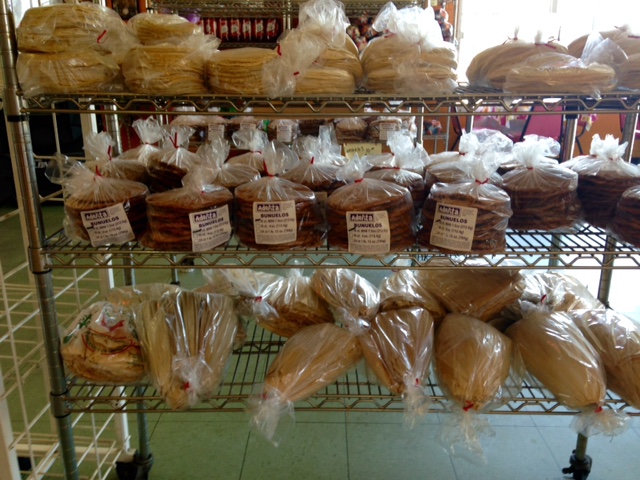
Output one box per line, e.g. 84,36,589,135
207,48,278,95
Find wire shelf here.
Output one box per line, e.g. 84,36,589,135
63,325,639,416
149,0,421,17
21,89,640,117
43,225,640,270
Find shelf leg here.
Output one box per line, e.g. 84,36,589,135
597,235,617,307
562,433,592,480
115,386,153,480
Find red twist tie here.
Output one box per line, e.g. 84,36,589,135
277,44,282,56
310,156,315,165
595,406,603,413
475,179,489,185
415,378,420,386
355,178,364,183
107,145,112,162
255,296,263,302
463,401,474,412
184,382,191,391
293,71,300,77
527,166,534,170
170,133,179,149
95,165,102,177
540,294,548,304
97,30,108,44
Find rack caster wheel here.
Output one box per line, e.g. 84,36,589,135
116,453,153,480
562,450,592,480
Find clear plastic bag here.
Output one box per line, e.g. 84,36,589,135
502,136,581,231
61,301,145,384
84,131,148,184
17,3,134,59
507,303,629,437
571,134,640,228
234,141,324,250
207,47,278,95
128,12,204,45
435,313,522,464
135,291,238,410
610,185,640,247
117,117,164,165
56,160,148,246
359,307,435,428
122,35,218,95
327,156,416,254
228,128,270,174
147,125,204,193
16,51,122,97
142,166,234,251
378,269,446,323
297,0,350,45
572,308,640,410
105,283,181,307
416,258,523,322
249,323,362,445
196,136,261,193
418,152,513,254
334,117,368,143
310,268,380,327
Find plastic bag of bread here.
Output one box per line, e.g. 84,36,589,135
571,308,640,409
378,270,446,323
327,156,416,254
84,131,148,184
17,3,133,58
359,307,435,427
466,30,569,90
135,291,238,410
609,185,640,247
52,160,148,246
435,314,521,463
313,44,363,86
123,36,218,95
143,167,234,251
266,119,300,144
502,136,581,231
228,128,270,175
117,118,164,165
571,134,640,228
310,268,380,327
16,50,122,97
61,301,145,384
334,117,367,143
208,47,278,95
128,13,203,45
249,323,362,444
417,258,523,322
105,283,181,307
418,152,513,254
196,136,261,193
507,303,629,437
234,141,324,250
147,125,203,193
297,0,350,45
364,131,427,211
263,29,326,97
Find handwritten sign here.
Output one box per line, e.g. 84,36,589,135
343,143,382,159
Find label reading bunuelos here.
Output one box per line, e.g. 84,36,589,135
253,200,297,245
80,203,135,247
430,202,478,252
346,211,390,254
189,204,232,251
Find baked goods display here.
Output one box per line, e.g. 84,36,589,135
378,270,446,323
502,138,581,231
146,126,204,193
116,117,164,166
466,37,569,90
122,37,216,95
207,47,278,95
572,308,640,409
435,314,516,411
16,51,121,97
61,301,145,384
610,185,640,247
571,134,640,228
417,259,523,322
250,323,362,443
143,175,234,251
418,156,513,254
507,306,606,411
135,291,238,410
61,163,148,246
16,3,130,56
128,13,203,45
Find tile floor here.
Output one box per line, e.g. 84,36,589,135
2,203,640,480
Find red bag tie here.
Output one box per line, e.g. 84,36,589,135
595,406,603,413
255,296,263,302
310,156,315,165
97,30,108,44
277,44,282,56
184,381,191,391
475,178,489,185
463,400,474,412
170,133,179,149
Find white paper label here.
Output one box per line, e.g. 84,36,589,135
80,203,135,247
343,143,382,160
207,124,225,139
240,121,256,130
276,124,293,143
189,204,232,251
253,200,297,245
379,122,399,141
346,211,390,255
429,202,478,252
